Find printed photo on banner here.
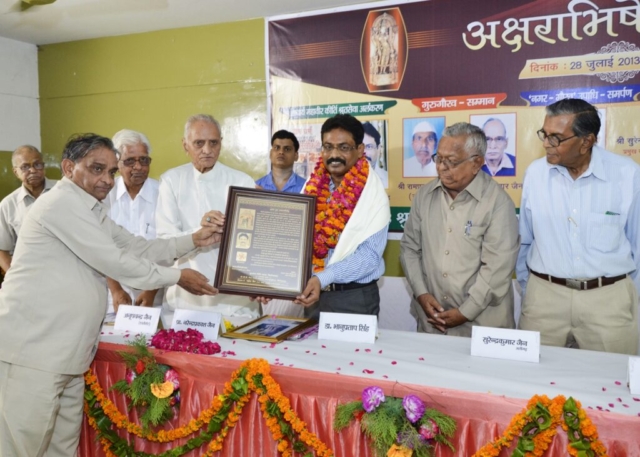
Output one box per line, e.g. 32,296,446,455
403,117,445,178
470,113,517,177
363,120,389,188
286,123,323,179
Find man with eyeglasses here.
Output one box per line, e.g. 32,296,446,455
256,130,306,193
481,118,516,177
0,145,57,272
156,114,260,321
517,98,640,355
104,129,162,311
0,133,221,457
401,122,519,336
404,120,439,178
294,114,390,316
363,122,388,188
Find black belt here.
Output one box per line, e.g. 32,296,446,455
530,270,627,291
321,280,377,292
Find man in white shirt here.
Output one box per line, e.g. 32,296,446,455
156,114,260,319
404,121,438,178
0,145,56,272
105,129,162,311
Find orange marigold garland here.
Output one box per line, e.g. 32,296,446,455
84,358,333,457
472,395,608,457
304,156,369,272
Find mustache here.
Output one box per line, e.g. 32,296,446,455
326,158,347,166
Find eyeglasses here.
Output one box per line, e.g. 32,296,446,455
321,143,357,153
486,136,507,144
435,154,479,169
120,157,152,167
15,162,45,172
536,129,577,147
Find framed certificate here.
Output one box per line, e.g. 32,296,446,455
214,186,316,300
221,315,315,343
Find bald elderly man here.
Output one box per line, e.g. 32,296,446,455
0,145,57,272
404,121,439,178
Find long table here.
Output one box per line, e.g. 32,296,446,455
80,329,640,456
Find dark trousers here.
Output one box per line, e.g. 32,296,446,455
304,282,380,318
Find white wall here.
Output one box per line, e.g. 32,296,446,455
0,36,39,151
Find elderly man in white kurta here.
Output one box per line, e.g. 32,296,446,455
105,129,163,310
156,114,260,319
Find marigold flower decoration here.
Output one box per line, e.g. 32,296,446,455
84,356,333,457
334,386,456,457
304,156,368,272
472,395,608,457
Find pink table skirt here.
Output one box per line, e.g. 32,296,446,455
79,343,640,456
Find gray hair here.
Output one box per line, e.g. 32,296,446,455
545,98,600,138
482,118,507,137
184,114,221,139
442,122,487,157
112,129,152,155
12,145,41,166
62,133,117,163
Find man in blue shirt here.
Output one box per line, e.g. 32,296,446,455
517,98,640,355
255,130,306,193
295,114,390,317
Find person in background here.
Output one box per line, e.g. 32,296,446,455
156,114,260,319
105,129,162,312
0,133,221,457
0,145,56,273
255,129,307,317
517,98,640,355
362,121,389,188
401,122,519,336
256,129,306,193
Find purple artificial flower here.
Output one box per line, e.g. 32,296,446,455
419,419,439,440
361,386,385,412
402,394,426,423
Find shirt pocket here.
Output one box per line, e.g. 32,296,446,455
463,225,488,249
588,213,622,253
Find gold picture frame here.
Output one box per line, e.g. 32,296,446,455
221,315,316,343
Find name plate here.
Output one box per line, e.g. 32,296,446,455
114,305,161,334
172,309,222,341
318,312,377,344
629,356,640,395
471,326,540,363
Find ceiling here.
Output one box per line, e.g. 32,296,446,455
0,0,382,45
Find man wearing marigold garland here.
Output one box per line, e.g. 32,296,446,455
400,122,519,336
0,133,222,457
294,114,390,316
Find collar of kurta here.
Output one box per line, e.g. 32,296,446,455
17,177,56,202
59,177,105,212
114,176,154,203
431,169,487,202
192,163,223,182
